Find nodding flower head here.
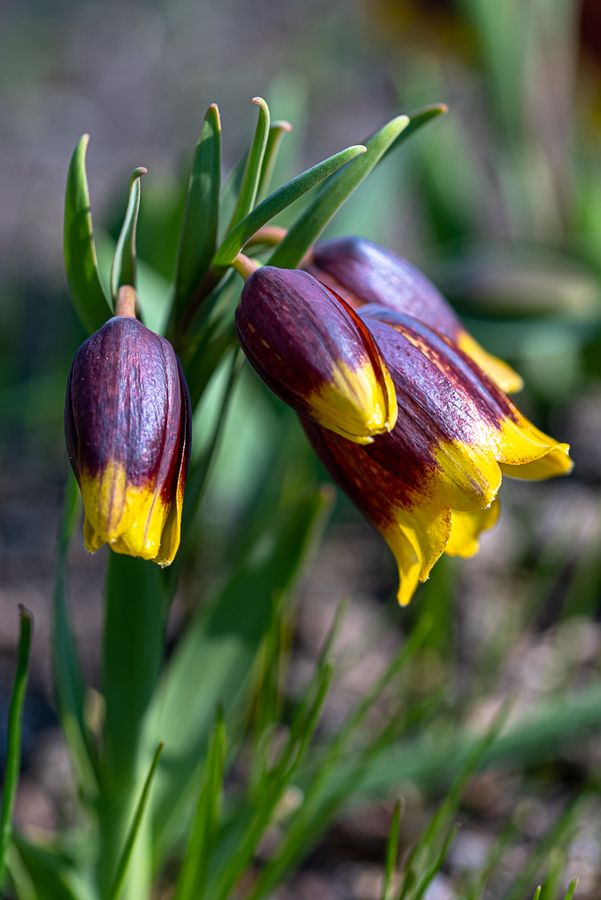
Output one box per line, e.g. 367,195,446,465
235,266,397,444
65,314,191,566
307,236,523,394
302,309,572,606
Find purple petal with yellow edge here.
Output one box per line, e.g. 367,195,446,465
308,237,523,393
235,266,397,444
302,308,571,606
65,316,191,565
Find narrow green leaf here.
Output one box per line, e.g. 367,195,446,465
532,888,542,900
563,878,579,900
149,487,332,858
214,660,335,900
247,616,433,900
174,714,227,900
311,678,601,804
0,607,33,888
257,120,292,200
11,837,86,900
382,103,447,161
381,802,403,900
64,135,112,332
227,97,270,229
109,743,164,900
412,822,460,900
110,167,147,301
212,143,366,267
269,105,446,269
52,471,98,797
172,104,222,319
268,115,409,268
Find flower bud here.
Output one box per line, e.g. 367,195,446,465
65,315,191,565
235,266,397,444
307,237,523,394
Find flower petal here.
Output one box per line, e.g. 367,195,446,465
235,267,397,443
308,236,523,394
446,500,500,558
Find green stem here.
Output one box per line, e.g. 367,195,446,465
0,607,33,890
97,555,168,899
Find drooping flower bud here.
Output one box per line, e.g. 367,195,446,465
65,312,191,566
235,266,397,444
307,237,523,394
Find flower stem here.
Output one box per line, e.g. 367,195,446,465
115,285,137,318
231,253,262,280
245,225,288,248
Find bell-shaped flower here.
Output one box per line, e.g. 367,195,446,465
65,315,191,565
307,236,523,394
302,309,572,606
235,266,397,444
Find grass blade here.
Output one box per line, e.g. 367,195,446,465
227,97,270,229
313,679,601,803
212,144,366,267
148,487,332,859
109,742,164,900
64,134,112,332
52,471,98,797
172,104,221,325
110,167,147,301
0,607,34,889
381,802,403,900
174,714,227,900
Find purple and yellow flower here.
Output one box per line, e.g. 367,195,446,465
302,309,572,606
307,236,524,394
235,266,397,444
65,314,191,565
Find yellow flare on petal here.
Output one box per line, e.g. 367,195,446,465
433,439,502,512
495,414,573,480
383,505,451,606
308,359,397,444
457,330,524,394
79,461,179,566
446,500,500,558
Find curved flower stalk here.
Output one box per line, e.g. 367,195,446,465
235,265,397,444
307,236,524,394
302,310,572,606
65,293,191,565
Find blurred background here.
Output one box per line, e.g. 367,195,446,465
3,0,601,896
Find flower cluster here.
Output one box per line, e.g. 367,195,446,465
236,238,572,605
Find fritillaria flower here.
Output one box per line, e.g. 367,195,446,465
65,299,191,566
302,310,572,606
307,236,524,394
235,266,397,444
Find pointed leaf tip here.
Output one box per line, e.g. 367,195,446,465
64,133,112,333
169,100,222,331
110,166,146,301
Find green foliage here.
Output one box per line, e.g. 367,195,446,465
0,608,33,890
12,13,601,889
110,168,146,302
64,135,112,333
170,103,222,332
